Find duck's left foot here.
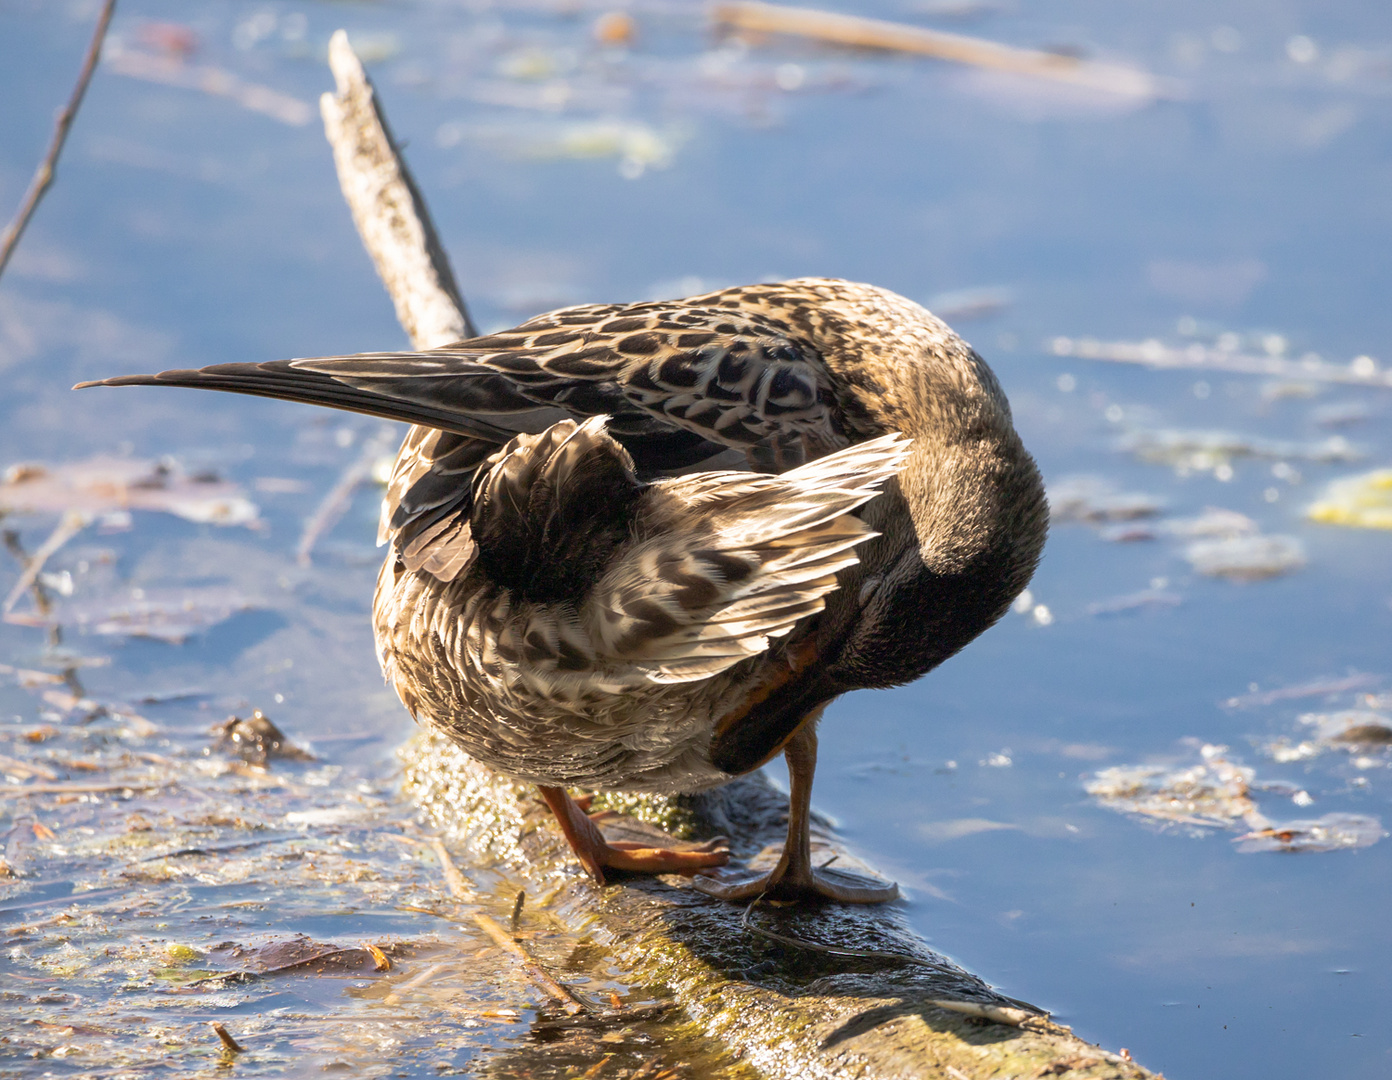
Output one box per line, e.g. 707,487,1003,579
692,857,899,904
539,785,730,886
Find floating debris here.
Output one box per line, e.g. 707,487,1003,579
7,584,256,643
1098,507,1257,544
0,455,259,527
926,286,1013,322
1089,742,1384,854
1311,400,1375,428
1302,709,1392,746
1234,814,1384,853
1264,710,1392,763
212,710,314,766
207,936,397,980
1223,673,1382,710
1165,508,1258,539
593,11,637,46
461,119,685,178
1085,587,1182,616
1047,475,1164,523
1307,468,1392,530
1086,744,1262,830
1118,427,1359,473
103,41,313,126
208,1021,244,1054
1184,534,1305,580
711,1,1170,101
1050,335,1392,389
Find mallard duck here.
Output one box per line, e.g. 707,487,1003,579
79,278,1047,903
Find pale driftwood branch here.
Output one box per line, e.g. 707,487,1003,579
320,30,1160,1079
713,1,1171,102
0,0,117,281
320,30,475,351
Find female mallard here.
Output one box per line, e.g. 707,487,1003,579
80,278,1047,903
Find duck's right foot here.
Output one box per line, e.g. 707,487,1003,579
539,785,730,886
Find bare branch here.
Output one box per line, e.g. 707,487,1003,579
319,30,475,351
0,0,118,282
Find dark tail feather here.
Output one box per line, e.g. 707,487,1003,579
75,360,548,443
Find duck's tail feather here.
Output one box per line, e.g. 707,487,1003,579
75,355,569,444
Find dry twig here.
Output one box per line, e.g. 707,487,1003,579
2,510,90,616
427,836,475,900
712,1,1167,101
0,0,117,280
296,426,395,566
473,910,590,1015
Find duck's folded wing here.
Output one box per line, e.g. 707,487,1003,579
587,433,912,684
76,281,857,475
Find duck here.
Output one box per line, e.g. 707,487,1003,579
79,277,1048,903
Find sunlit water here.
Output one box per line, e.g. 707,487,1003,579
2,0,1390,1075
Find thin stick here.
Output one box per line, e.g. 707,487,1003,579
0,780,163,796
208,1021,244,1053
426,837,474,900
296,427,395,566
473,911,590,1015
2,510,90,615
712,1,1167,101
0,0,118,281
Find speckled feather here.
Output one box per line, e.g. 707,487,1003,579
79,278,1049,792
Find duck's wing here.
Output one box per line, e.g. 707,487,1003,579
76,283,857,471
76,282,863,576
455,425,909,701
584,432,913,684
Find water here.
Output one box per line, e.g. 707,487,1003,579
1,0,1390,1075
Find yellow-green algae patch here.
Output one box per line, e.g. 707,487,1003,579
1308,468,1392,529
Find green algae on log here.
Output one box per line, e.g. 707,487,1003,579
403,730,1160,1080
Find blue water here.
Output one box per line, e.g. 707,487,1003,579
2,0,1390,1075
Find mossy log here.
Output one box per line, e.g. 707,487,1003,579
404,730,1159,1080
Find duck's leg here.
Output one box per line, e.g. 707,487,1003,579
693,722,899,903
538,785,730,886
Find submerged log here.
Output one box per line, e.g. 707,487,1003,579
404,731,1157,1080
321,33,1160,1080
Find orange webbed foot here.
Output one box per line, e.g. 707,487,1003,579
539,786,730,886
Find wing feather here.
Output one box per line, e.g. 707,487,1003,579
585,433,912,683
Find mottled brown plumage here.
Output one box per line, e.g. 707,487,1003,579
79,278,1048,902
